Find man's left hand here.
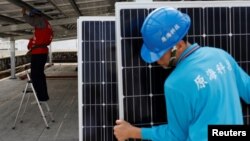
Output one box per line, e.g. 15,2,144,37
114,119,141,141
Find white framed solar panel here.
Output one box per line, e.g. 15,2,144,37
115,2,250,139
77,16,118,141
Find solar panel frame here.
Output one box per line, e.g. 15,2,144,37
77,16,117,141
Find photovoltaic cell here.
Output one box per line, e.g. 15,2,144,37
116,2,250,141
231,7,250,124
78,17,118,141
120,8,172,128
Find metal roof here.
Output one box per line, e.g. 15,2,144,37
0,0,132,41
0,0,242,41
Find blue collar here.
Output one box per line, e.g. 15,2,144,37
177,43,200,64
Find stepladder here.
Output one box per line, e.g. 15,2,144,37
12,71,55,129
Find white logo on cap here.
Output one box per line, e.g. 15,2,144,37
161,24,180,43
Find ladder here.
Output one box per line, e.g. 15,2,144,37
12,71,55,129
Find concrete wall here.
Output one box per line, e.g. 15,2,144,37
0,55,30,71
52,52,77,63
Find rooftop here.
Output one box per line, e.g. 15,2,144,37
0,64,78,141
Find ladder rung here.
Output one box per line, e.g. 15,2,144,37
25,90,33,93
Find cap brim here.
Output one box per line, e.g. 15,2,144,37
140,44,167,63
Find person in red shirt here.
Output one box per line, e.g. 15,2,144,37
22,8,53,102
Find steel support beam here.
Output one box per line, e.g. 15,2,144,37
6,0,71,31
6,0,52,20
0,14,23,24
9,37,16,79
0,17,77,32
47,0,67,17
69,0,81,16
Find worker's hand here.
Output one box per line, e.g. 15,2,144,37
114,119,141,141
22,8,26,15
26,50,31,56
114,120,132,141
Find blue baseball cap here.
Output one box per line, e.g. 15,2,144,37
140,7,191,63
29,9,42,16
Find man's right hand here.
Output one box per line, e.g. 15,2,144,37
26,50,31,56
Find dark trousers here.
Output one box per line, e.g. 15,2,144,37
31,54,49,101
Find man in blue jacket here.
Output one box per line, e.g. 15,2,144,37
114,7,250,141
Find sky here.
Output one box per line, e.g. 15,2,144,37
0,38,77,58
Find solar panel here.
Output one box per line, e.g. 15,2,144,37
115,2,250,140
77,17,118,141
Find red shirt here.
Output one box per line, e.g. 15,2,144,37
28,19,53,54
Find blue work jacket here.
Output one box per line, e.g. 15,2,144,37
142,43,250,141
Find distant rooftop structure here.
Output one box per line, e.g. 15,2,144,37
0,0,245,41
0,0,134,41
